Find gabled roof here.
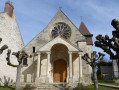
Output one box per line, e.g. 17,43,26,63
51,9,83,33
79,21,92,36
79,21,93,45
24,9,86,49
38,36,82,52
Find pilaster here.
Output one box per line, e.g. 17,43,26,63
35,52,41,84
46,52,51,83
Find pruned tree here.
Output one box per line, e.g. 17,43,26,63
6,49,32,90
82,51,105,90
95,19,119,77
0,38,8,54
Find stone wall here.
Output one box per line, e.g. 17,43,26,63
0,12,23,84
78,42,92,84
72,53,79,83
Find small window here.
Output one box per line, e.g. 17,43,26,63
33,47,35,53
23,58,27,66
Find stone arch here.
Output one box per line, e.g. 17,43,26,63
39,36,80,52
50,43,68,51
51,43,69,62
50,43,69,82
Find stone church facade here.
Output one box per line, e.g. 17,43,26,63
0,1,93,85
22,8,93,84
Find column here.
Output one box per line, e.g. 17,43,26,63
36,53,41,77
46,52,51,83
35,53,41,84
79,52,83,82
69,52,73,83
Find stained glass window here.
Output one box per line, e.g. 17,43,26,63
51,24,71,39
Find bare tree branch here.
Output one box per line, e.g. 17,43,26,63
0,37,8,54
82,51,105,90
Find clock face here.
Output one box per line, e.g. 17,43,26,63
51,24,71,39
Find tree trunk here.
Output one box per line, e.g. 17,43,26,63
117,61,119,78
93,67,98,90
117,58,119,78
15,64,22,90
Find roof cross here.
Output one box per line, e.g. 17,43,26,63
59,6,62,9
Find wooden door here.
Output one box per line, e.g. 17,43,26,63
53,60,67,82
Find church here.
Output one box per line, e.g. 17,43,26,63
0,1,93,86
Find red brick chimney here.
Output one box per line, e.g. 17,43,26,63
4,1,14,17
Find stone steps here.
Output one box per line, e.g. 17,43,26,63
21,83,78,90
34,83,75,90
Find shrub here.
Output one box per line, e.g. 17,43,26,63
24,84,31,89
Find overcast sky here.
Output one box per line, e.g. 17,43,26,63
1,0,119,60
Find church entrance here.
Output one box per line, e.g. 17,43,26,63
53,60,67,82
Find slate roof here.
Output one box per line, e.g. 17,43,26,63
79,21,93,45
86,37,93,45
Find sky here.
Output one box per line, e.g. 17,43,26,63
0,0,119,60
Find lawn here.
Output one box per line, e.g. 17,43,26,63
1,84,119,90
98,80,119,86
85,85,119,90
0,86,14,90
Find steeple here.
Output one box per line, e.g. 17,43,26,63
79,21,92,36
79,21,93,45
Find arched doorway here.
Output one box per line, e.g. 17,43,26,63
53,60,67,82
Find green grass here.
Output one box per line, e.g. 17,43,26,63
85,85,119,90
0,86,14,90
0,86,23,90
98,80,119,86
